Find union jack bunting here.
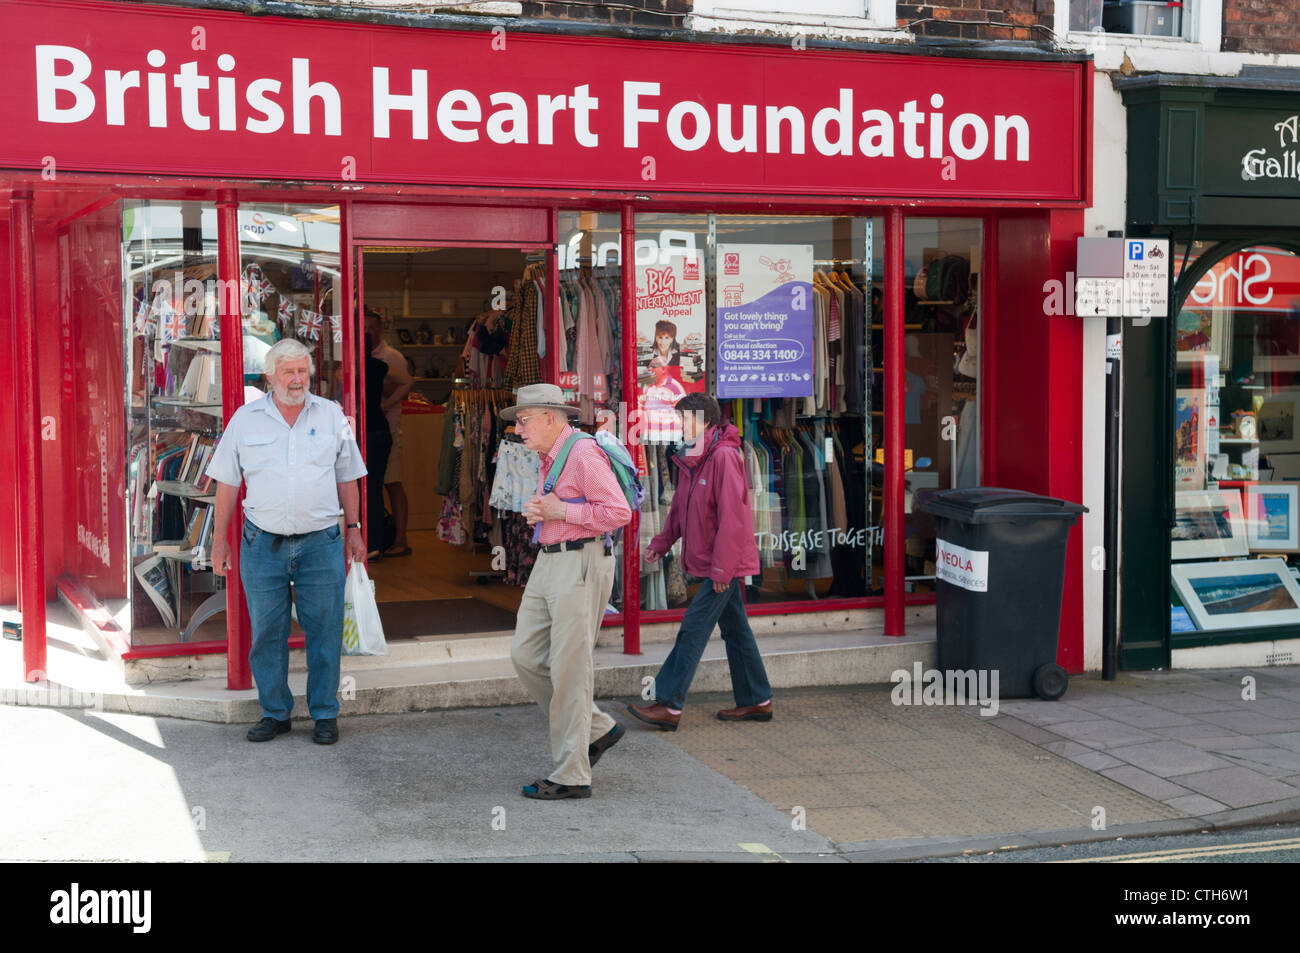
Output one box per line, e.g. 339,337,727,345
278,298,297,324
134,298,155,335
330,313,342,344
297,309,323,341
159,305,187,344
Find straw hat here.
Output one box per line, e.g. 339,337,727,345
499,382,580,422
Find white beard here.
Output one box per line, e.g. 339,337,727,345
274,385,308,407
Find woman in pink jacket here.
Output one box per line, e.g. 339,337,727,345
628,394,773,731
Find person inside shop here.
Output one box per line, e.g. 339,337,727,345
205,338,367,746
502,383,632,799
364,308,415,557
363,331,392,560
628,393,774,732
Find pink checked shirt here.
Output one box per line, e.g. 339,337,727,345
536,424,632,545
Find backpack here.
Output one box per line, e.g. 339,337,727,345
534,430,644,544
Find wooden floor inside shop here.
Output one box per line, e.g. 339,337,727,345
368,529,522,613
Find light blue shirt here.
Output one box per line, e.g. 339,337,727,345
206,391,367,535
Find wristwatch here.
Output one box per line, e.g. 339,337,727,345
346,522,362,530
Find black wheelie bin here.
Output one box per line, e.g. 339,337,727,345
919,487,1088,700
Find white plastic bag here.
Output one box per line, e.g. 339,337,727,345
342,562,387,656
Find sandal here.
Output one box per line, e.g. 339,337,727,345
588,723,625,767
521,778,591,800
383,545,413,557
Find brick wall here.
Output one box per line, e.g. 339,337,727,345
1224,0,1300,54
897,1,1054,42
520,1,691,28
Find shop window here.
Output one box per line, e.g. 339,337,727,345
239,204,342,405
1170,244,1300,635
123,200,222,645
1072,1,1199,40
902,218,982,593
634,212,881,611
123,201,340,646
557,210,627,612
61,200,128,619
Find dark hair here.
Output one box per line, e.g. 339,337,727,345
675,392,721,428
654,320,678,339
364,308,383,327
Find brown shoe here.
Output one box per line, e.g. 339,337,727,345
627,702,680,731
717,702,773,722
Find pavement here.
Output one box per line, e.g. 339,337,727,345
3,665,1300,862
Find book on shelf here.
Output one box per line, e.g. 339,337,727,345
177,351,221,404
172,435,216,488
133,555,177,628
195,506,215,561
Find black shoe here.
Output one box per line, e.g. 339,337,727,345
246,717,291,742
588,723,625,767
313,718,339,745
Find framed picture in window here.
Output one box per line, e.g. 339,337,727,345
1244,483,1300,552
1171,558,1300,632
1173,489,1248,560
1258,390,1300,454
1174,389,1206,489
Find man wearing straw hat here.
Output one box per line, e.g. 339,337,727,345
501,383,632,799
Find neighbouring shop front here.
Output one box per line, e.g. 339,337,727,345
1120,73,1300,669
1,0,1092,689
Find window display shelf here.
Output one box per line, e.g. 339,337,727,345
155,480,215,501
170,338,221,352
153,397,222,415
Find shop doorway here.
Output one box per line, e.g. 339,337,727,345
356,244,546,640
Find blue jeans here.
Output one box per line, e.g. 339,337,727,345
239,521,345,721
652,578,773,711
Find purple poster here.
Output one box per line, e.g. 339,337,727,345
716,244,814,398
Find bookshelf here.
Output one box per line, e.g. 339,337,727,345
130,278,227,641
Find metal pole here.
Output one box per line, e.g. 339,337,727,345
620,203,640,655
11,191,46,682
217,192,251,691
884,208,905,636
1103,314,1120,681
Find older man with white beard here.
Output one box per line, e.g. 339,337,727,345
206,338,368,745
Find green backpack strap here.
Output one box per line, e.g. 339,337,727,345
541,431,592,496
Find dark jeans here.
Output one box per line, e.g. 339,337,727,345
652,578,773,711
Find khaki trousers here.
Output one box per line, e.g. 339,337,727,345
510,539,618,786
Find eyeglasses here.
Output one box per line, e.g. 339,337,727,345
515,413,545,427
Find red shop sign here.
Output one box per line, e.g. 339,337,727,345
0,0,1085,201
1188,249,1300,312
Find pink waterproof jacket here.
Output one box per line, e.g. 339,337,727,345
647,422,760,584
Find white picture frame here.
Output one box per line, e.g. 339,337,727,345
1172,489,1248,560
1172,558,1300,632
1244,483,1300,552
1258,390,1300,455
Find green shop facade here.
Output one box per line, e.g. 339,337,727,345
1119,72,1300,669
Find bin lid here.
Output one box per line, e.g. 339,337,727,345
918,486,1089,524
